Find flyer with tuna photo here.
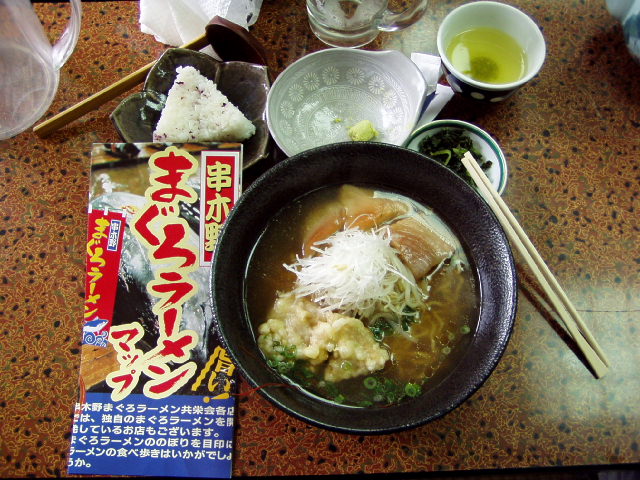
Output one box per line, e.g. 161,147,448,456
68,143,242,478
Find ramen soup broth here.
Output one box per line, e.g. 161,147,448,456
244,185,479,407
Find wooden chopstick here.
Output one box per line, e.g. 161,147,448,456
460,152,609,378
33,33,210,138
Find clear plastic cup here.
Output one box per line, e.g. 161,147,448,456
0,0,82,140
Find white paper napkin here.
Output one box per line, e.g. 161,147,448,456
416,84,455,127
410,52,455,128
139,0,263,58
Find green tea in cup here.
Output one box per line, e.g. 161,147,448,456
446,27,526,84
436,1,546,102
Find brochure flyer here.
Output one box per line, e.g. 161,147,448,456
68,143,242,478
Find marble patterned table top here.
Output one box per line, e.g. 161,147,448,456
0,1,638,477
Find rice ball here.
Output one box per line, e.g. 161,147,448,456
152,65,256,143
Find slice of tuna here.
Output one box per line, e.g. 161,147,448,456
388,217,455,280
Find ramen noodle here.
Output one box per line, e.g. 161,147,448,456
245,185,478,406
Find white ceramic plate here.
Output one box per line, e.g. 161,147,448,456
267,48,427,156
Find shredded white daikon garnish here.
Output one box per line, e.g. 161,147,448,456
284,226,427,319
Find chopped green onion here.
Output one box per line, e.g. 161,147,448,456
404,382,422,398
363,377,378,389
283,345,296,359
401,306,419,331
370,318,394,341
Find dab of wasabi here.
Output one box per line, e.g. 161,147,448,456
348,120,379,141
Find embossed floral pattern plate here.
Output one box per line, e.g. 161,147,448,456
266,49,427,156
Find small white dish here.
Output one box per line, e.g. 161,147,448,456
266,48,427,156
404,119,508,195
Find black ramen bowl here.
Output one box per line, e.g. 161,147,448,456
210,142,517,434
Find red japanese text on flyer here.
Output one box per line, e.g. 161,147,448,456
69,143,242,478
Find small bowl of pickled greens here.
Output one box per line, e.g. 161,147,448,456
404,119,507,195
